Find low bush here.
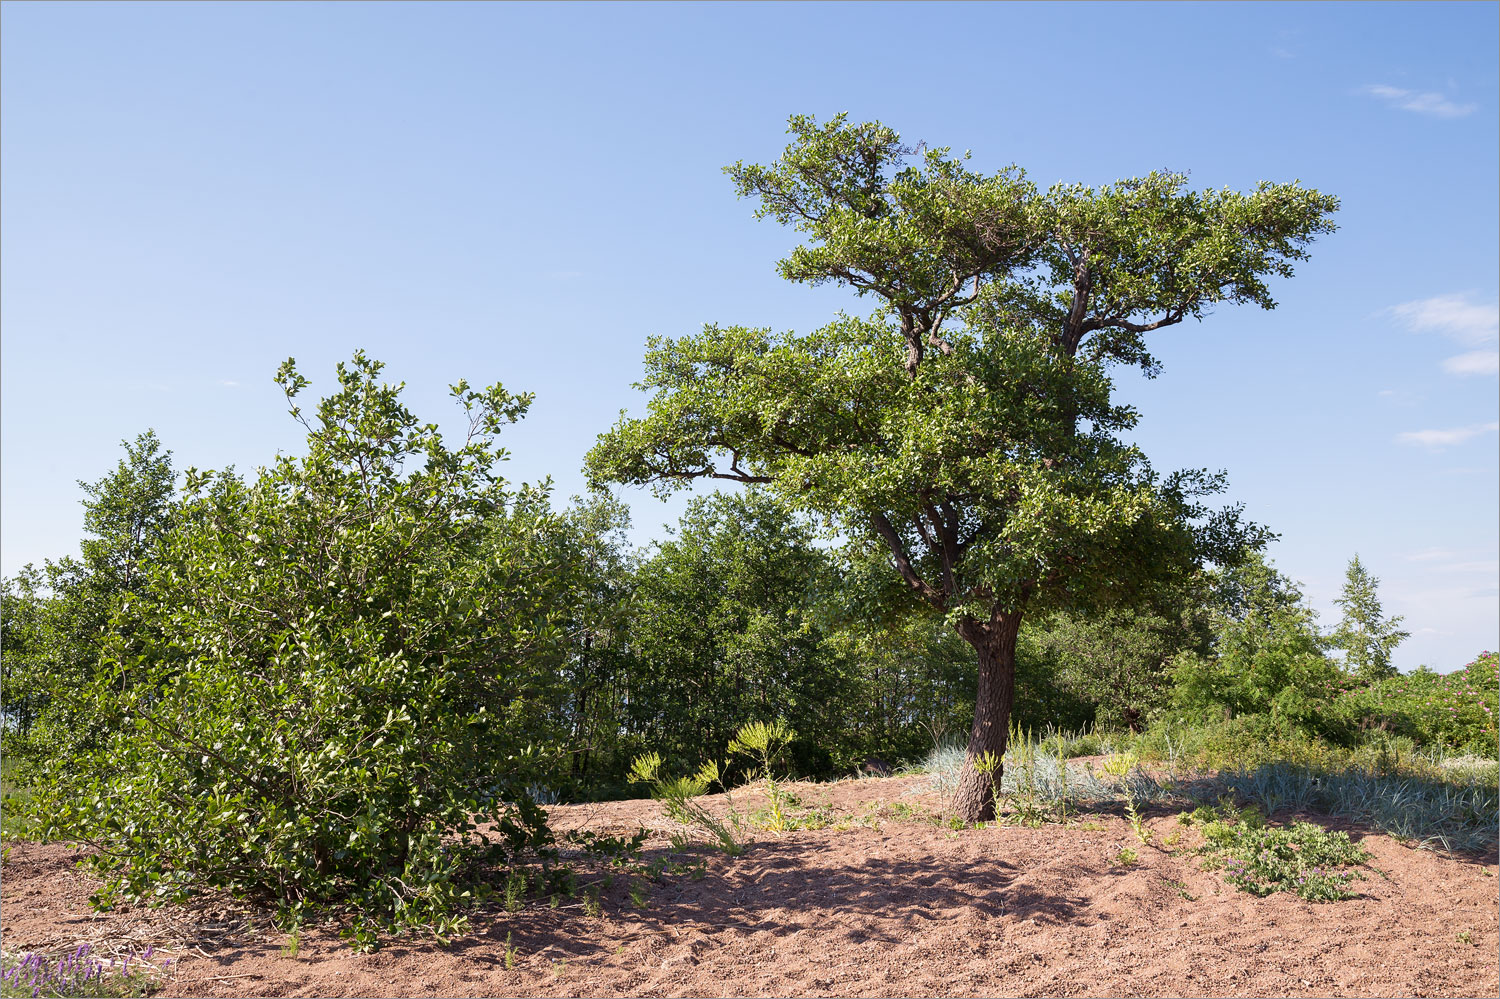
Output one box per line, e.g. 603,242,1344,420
1196,810,1370,901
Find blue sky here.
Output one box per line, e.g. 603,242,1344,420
3,1,1496,669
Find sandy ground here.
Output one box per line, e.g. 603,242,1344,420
1,775,1495,998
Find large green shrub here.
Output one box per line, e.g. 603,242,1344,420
1336,652,1499,754
29,354,567,947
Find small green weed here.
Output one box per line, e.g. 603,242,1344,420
628,754,742,856
503,933,519,970
1162,877,1195,900
1456,929,1474,945
503,869,528,912
1115,846,1139,865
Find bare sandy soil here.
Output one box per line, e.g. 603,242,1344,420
2,775,1495,998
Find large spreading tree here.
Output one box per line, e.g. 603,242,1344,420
588,115,1338,820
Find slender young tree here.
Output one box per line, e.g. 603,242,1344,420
1331,554,1409,681
590,115,1338,820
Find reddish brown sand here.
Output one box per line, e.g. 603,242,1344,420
2,776,1495,998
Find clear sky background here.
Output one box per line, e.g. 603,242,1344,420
3,1,1496,670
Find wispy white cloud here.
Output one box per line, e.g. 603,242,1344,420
1361,83,1477,118
1438,560,1500,574
1386,293,1499,376
1395,421,1500,450
1387,293,1498,346
1407,548,1458,562
219,379,240,388
1441,349,1500,376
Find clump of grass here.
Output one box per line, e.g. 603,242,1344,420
1102,753,1153,844
1,945,170,998
1214,762,1497,853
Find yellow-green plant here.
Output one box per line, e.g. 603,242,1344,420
628,753,742,855
973,751,1003,821
728,719,798,832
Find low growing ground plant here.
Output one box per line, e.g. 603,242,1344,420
628,753,742,856
1190,804,1370,901
630,718,832,848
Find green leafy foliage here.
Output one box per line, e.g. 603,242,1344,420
26,353,567,946
1170,554,1346,736
1199,812,1370,902
1023,604,1202,732
1335,652,1498,753
2,432,176,767
622,491,848,778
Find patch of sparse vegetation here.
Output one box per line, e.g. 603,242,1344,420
1,946,170,998
1191,802,1370,901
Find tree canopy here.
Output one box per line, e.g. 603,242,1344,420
591,114,1339,819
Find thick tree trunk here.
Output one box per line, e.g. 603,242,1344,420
950,612,1023,822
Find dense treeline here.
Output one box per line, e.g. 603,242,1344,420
5,392,1491,805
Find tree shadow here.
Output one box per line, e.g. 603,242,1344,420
422,834,1091,968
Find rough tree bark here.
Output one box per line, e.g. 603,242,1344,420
950,611,1023,822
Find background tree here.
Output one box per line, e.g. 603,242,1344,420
1026,606,1194,733
624,490,848,778
1170,553,1346,736
0,431,176,765
549,491,641,792
1331,554,1409,681
591,115,1338,820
